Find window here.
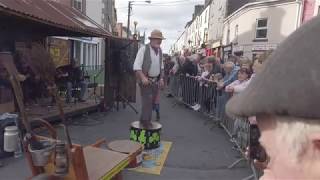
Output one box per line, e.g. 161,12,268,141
235,25,239,43
227,29,230,44
72,0,82,11
82,43,87,66
205,11,207,23
256,18,268,39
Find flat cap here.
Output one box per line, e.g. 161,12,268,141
226,17,320,119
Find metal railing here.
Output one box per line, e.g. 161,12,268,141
169,74,260,180
82,65,104,85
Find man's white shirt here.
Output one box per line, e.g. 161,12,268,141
133,45,164,77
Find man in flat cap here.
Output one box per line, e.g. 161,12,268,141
133,29,165,127
226,17,320,179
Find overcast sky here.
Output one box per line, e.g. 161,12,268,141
115,0,205,53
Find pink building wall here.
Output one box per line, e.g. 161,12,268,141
302,0,315,23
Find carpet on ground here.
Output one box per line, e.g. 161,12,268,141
129,141,172,175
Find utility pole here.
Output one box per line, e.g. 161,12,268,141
127,1,151,39
127,1,132,38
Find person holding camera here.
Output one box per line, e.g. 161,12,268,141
226,17,320,180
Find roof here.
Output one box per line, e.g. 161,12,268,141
227,0,251,16
224,0,297,22
0,0,111,37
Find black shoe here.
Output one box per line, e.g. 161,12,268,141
156,112,160,121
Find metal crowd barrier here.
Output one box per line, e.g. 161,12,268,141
170,75,217,115
169,74,260,180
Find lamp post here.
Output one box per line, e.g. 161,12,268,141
127,0,151,38
133,21,138,40
134,21,138,35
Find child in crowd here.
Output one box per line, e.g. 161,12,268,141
225,67,252,95
192,62,213,111
226,67,252,142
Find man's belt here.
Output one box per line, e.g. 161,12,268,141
147,76,159,83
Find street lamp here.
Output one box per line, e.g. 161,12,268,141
127,0,151,38
134,21,138,35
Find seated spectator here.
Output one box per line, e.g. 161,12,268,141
16,57,43,105
64,59,88,103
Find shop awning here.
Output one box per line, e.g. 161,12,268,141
0,0,111,37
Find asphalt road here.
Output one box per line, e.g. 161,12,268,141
0,93,251,180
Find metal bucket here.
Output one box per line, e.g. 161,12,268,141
28,140,55,167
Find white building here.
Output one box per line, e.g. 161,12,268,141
315,0,320,14
208,0,227,50
86,0,106,67
222,0,304,60
189,5,210,51
172,4,210,54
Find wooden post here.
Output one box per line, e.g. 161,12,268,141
104,37,113,110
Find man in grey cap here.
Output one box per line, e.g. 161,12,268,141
226,17,320,179
133,29,165,127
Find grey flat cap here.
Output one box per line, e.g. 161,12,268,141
226,16,320,119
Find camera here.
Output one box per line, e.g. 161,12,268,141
249,124,267,162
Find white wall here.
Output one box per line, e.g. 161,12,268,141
314,0,320,15
184,5,210,50
85,0,105,66
199,5,210,45
86,0,103,25
208,0,227,44
222,1,300,58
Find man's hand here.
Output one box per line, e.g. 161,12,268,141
17,74,26,82
136,71,150,86
216,82,224,90
141,76,150,86
225,86,234,92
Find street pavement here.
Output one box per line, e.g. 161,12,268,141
0,93,251,180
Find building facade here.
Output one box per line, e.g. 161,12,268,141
55,0,116,69
314,0,320,15
172,0,249,55
172,3,210,54
102,0,117,33
222,0,304,60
